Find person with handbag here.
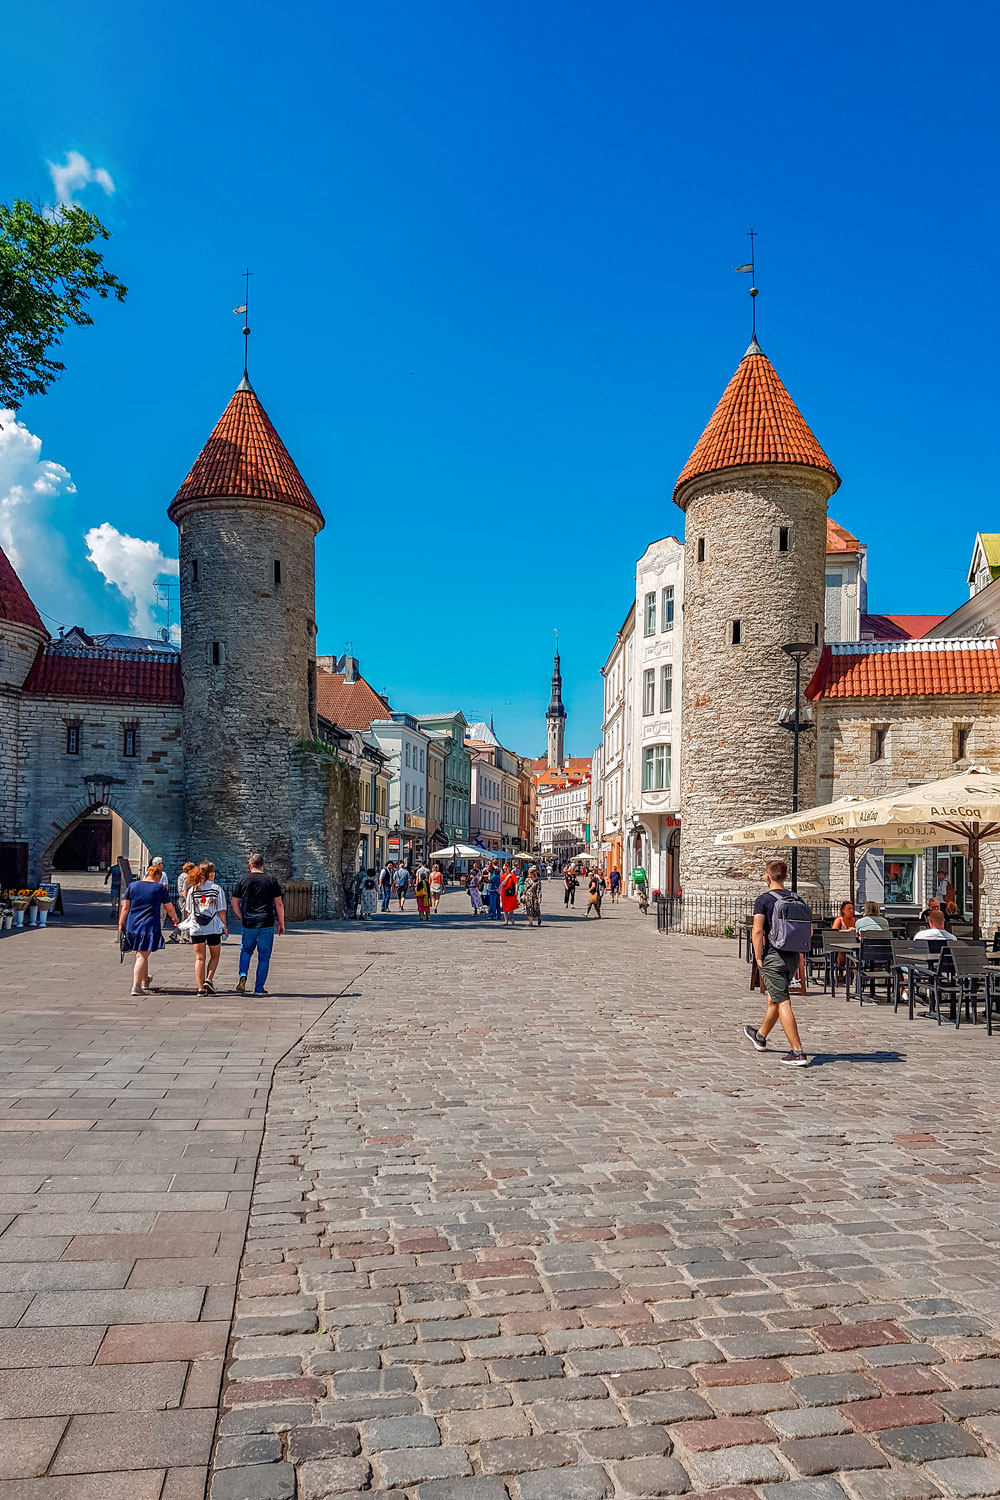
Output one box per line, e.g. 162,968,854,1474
119,864,180,996
184,862,228,996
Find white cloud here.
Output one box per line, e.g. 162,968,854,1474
47,150,115,207
85,522,178,639
0,408,178,639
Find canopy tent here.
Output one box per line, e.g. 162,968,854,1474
718,770,1000,938
716,796,934,907
431,843,491,861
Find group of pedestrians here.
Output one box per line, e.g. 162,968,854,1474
118,854,284,998
468,862,543,926
563,865,617,917
367,861,446,920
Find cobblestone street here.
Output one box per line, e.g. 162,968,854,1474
4,897,1000,1499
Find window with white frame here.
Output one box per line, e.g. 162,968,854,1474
642,743,671,792
643,669,655,715
660,663,672,713
661,586,674,632
644,592,656,636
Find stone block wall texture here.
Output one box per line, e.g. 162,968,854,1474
678,465,834,894
817,695,1000,928
15,696,184,879
0,620,48,842
290,747,361,916
176,498,320,880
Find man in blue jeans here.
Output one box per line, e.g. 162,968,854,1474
231,854,285,996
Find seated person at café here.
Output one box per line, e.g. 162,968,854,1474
832,900,856,932
913,910,957,943
855,900,889,933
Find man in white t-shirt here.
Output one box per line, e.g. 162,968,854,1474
913,911,957,943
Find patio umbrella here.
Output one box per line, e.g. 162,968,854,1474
799,769,1000,940
431,843,490,861
716,796,936,908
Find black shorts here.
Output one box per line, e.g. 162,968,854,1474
191,934,222,947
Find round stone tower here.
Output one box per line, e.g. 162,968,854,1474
674,338,840,894
168,373,325,879
0,546,48,847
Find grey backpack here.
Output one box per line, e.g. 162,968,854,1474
769,890,812,954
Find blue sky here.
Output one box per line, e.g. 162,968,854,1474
4,1,997,756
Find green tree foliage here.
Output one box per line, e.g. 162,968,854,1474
0,199,127,409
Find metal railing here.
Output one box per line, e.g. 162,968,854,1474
656,892,840,938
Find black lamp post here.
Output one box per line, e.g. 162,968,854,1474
779,642,814,890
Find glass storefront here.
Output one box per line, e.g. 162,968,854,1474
883,850,917,906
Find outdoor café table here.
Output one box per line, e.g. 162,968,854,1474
823,932,859,997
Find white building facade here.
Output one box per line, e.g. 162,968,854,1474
629,537,683,895
537,778,591,865
370,713,430,866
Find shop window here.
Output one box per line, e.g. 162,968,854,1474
884,853,916,906
872,725,888,762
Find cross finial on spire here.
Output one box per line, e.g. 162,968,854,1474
233,268,253,377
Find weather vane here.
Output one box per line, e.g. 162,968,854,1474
735,229,759,340
233,268,252,375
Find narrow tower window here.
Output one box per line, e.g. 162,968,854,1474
211,641,225,667
778,526,789,552
122,725,137,758
273,559,282,586
730,619,743,645
955,724,971,761
696,537,705,563
872,726,888,762
191,558,199,583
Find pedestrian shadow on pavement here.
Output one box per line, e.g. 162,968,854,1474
805,1049,905,1068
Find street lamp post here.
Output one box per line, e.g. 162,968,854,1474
780,642,815,890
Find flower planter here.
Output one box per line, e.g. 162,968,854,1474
13,910,24,928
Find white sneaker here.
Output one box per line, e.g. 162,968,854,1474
130,986,142,996
141,980,152,994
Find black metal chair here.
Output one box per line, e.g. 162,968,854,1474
892,939,943,1018
822,931,859,996
805,929,827,988
848,936,895,1005
933,945,992,1029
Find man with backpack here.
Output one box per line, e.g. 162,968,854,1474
744,858,810,1067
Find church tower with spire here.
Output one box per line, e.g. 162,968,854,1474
546,643,567,769
169,373,327,881
674,338,839,893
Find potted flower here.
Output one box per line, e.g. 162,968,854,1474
11,890,32,927
31,889,54,926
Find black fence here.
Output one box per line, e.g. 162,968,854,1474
656,892,841,938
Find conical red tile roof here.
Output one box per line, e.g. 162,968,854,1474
168,376,323,526
674,340,839,503
0,545,46,634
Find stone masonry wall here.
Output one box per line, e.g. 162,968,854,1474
289,748,361,916
175,498,320,877
817,694,1000,928
0,621,48,843
679,465,834,894
14,695,184,880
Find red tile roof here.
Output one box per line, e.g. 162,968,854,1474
807,639,1000,700
0,546,46,634
168,377,323,526
315,670,391,731
23,647,183,702
861,613,947,642
674,340,839,502
827,518,862,554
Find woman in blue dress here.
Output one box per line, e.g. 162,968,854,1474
118,865,179,997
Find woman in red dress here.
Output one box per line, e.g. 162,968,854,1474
499,864,519,927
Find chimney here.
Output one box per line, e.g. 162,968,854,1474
338,653,360,684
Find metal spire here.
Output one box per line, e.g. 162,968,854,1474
735,229,761,352
233,268,253,382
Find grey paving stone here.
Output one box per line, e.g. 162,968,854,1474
791,1373,881,1405
922,1458,1000,1496
836,1469,943,1499
760,1484,849,1500
780,1434,888,1474
214,1433,285,1467
608,1457,692,1495
210,1464,296,1500
515,1464,612,1500
364,1414,441,1450
295,1456,373,1497
878,1424,984,1462
480,1437,581,1473
376,1446,473,1486
418,1480,512,1500
685,1442,790,1487
769,1408,853,1439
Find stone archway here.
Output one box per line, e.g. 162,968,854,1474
36,786,174,884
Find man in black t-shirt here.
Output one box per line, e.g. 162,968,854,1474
232,854,285,997
744,858,809,1067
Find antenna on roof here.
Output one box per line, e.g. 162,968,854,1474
735,229,759,341
233,268,252,377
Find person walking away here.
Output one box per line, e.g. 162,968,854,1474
609,868,621,904
499,864,519,926
855,900,889,934
586,872,602,917
563,869,578,908
119,865,179,996
185,862,228,996
522,865,542,926
360,868,377,919
395,864,410,910
468,873,484,916
744,859,811,1067
232,854,285,995
415,867,432,922
379,863,393,912
430,863,444,913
